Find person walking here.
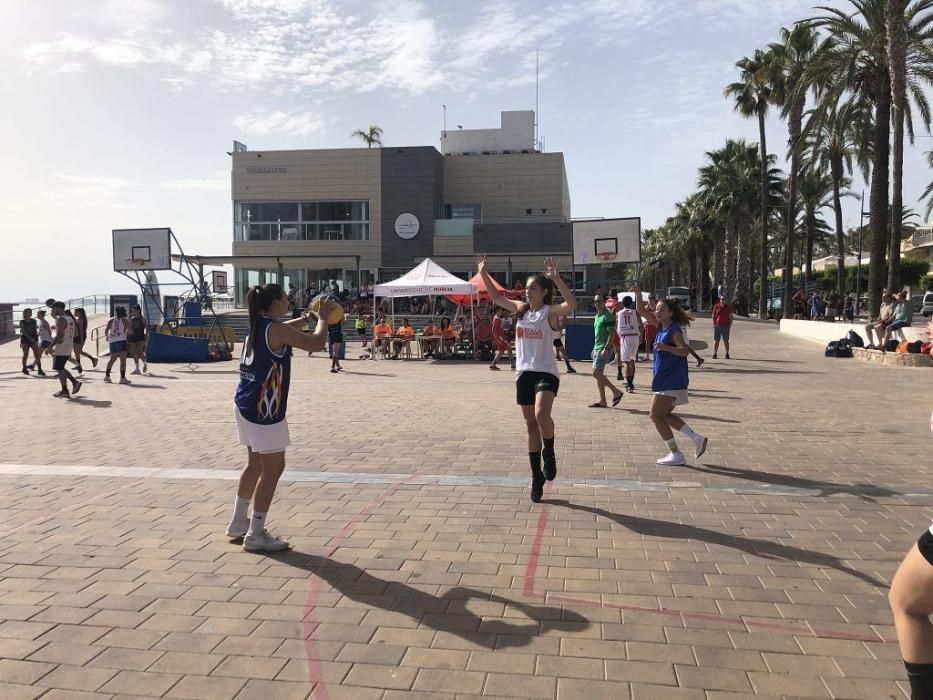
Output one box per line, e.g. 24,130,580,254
590,295,625,408
71,308,98,373
226,283,330,552
34,309,53,367
609,295,641,392
328,315,344,372
478,254,577,503
18,308,43,376
642,294,659,362
49,302,81,398
633,286,708,467
712,297,735,359
489,308,513,371
104,306,132,384
552,316,576,373
128,305,148,374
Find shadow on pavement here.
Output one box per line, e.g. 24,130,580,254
338,371,398,377
125,383,166,390
685,463,903,502
684,392,743,400
269,551,590,648
68,397,112,408
623,409,742,424
546,499,886,589
702,367,819,375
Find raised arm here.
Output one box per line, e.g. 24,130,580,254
632,285,658,326
544,257,577,318
477,254,524,314
270,305,328,353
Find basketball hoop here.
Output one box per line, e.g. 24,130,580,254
596,252,617,269
125,258,149,269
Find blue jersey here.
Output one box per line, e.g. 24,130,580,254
652,322,689,392
234,317,292,425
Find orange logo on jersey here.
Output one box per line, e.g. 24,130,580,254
517,327,543,340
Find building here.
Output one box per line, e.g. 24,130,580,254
230,110,582,305
901,225,933,272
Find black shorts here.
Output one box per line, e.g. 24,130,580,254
52,355,69,371
357,327,367,337
329,333,344,344
129,335,145,344
516,371,560,406
919,529,933,567
553,338,564,348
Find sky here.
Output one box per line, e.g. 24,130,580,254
0,0,931,302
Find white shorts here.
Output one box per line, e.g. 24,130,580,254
654,389,689,406
619,335,639,362
234,405,290,454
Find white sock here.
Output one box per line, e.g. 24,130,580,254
231,495,250,522
678,424,700,441
664,438,679,453
247,511,266,536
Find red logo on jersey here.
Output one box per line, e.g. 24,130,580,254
517,327,543,339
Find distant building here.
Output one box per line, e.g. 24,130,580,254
229,110,589,306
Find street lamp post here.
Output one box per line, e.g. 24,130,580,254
855,192,868,317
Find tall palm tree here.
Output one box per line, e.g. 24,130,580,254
922,150,933,218
797,166,836,284
725,48,782,318
887,0,909,291
351,125,383,148
801,99,871,291
808,0,933,313
771,23,819,320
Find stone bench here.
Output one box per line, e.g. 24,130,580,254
852,346,933,368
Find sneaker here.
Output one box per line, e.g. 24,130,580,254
91,357,99,368
71,381,82,396
725,353,730,359
656,451,686,466
119,377,131,385
75,366,83,374
243,529,291,553
566,366,576,373
131,368,141,375
616,370,623,381
696,357,704,368
143,363,148,373
626,382,634,393
489,365,500,371
21,367,29,375
330,368,338,373
712,354,718,359
530,469,545,503
52,390,70,399
103,375,112,383
225,518,249,539
37,369,46,376
692,435,708,459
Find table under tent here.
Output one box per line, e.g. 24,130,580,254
372,259,477,359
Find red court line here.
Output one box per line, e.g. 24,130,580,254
303,477,422,700
522,482,553,596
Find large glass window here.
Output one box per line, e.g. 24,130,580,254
235,200,369,240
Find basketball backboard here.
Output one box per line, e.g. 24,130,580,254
572,218,640,266
113,228,172,271
212,270,228,294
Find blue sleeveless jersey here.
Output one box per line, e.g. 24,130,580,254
651,322,689,392
234,317,292,424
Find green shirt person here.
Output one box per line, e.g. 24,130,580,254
590,295,624,408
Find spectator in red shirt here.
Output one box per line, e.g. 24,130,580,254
712,298,735,359
489,309,513,370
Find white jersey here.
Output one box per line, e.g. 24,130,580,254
107,316,129,342
515,304,560,376
53,315,75,356
615,307,639,336
38,318,52,343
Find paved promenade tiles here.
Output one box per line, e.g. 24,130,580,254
0,318,929,698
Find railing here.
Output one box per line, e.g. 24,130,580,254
10,294,111,325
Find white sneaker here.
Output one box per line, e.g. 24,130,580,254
657,451,686,466
693,435,708,459
225,518,249,539
243,529,290,553
119,377,131,385
131,368,141,375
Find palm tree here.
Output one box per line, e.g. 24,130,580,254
887,0,909,291
808,0,933,313
922,150,933,218
801,99,871,292
797,166,836,284
771,23,819,320
351,125,383,148
725,48,782,318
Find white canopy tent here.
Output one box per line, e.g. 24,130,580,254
372,258,478,359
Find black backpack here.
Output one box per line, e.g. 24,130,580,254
846,330,864,348
884,339,899,352
825,339,853,358
907,340,923,354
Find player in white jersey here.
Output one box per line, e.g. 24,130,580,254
49,302,81,398
477,254,578,503
609,295,642,392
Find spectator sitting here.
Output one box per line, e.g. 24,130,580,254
864,291,896,349
880,290,913,351
475,315,494,358
422,320,440,358
373,316,393,356
392,319,416,359
439,317,457,356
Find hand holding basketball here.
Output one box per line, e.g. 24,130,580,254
544,257,559,279
310,295,345,325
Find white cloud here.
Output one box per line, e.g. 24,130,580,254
233,108,326,136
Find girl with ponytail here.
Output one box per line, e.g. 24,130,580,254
228,283,334,552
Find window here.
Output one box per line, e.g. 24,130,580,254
234,200,369,240
444,204,481,221
541,209,547,215
525,209,532,216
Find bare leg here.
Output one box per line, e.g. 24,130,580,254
534,390,555,441
890,543,933,663
119,354,127,378
21,344,29,370
649,394,677,441
32,343,43,371
237,447,262,500
252,451,286,514
521,405,542,453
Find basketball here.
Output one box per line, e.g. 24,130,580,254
311,294,345,325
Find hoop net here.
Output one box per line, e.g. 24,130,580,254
596,253,617,269
125,258,148,268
